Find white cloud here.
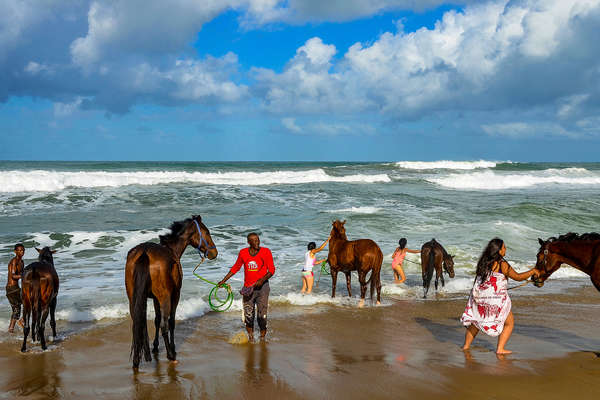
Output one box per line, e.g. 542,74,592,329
24,61,51,75
70,0,235,69
241,0,477,25
255,0,600,129
54,97,83,117
282,117,302,133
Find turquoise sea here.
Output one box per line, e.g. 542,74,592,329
1,160,599,334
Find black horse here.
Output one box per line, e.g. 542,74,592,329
421,239,454,298
21,247,59,352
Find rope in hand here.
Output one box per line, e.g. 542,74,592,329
192,261,234,312
507,279,534,291
315,260,329,288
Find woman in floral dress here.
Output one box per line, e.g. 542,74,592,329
461,238,540,354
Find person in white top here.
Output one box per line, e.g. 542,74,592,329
301,236,330,294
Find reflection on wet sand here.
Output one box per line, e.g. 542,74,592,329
3,349,64,398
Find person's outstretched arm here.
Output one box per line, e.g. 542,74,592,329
502,261,539,282
406,249,420,254
312,236,331,255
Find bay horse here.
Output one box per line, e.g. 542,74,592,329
125,215,218,369
421,239,454,298
534,232,600,292
327,220,383,307
21,247,59,352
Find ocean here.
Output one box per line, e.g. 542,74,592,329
1,160,599,334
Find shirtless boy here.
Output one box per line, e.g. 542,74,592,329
6,244,25,333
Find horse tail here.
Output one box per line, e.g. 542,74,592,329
424,248,435,298
130,251,151,367
369,248,383,300
30,266,41,342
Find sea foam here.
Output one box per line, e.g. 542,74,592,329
0,169,391,193
428,169,600,190
396,160,498,170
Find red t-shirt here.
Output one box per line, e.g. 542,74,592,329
229,247,275,287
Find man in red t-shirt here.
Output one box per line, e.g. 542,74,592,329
218,232,275,342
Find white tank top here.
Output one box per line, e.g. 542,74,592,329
303,251,315,271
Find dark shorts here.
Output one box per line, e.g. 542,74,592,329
5,285,21,320
242,281,269,331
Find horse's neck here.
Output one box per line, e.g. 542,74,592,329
167,229,194,260
553,241,599,274
330,236,347,248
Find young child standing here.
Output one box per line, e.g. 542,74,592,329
301,237,330,294
6,243,25,333
391,238,420,284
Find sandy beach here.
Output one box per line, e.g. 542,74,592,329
1,284,599,399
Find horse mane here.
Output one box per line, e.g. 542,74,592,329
547,232,600,243
159,218,193,246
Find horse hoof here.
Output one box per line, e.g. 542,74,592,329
21,348,26,353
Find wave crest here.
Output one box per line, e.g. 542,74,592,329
428,169,600,190
396,160,498,170
0,169,391,193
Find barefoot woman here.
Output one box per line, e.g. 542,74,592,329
460,238,539,354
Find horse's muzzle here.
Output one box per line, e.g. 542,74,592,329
207,249,218,260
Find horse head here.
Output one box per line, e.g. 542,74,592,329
191,215,218,260
443,253,455,278
36,247,56,265
331,220,347,240
533,237,558,287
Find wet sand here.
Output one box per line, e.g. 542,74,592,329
1,285,600,399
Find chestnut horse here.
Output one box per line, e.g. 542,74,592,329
421,239,455,298
327,220,383,307
534,232,600,292
21,247,59,352
125,215,218,369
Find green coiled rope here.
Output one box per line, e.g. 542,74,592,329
193,263,234,312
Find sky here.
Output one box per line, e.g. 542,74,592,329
1,0,600,162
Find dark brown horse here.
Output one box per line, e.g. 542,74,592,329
327,220,383,307
421,239,454,298
125,215,218,369
534,232,600,292
21,247,59,352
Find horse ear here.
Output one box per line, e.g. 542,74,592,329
193,215,201,221
35,247,41,253
538,238,544,246
342,220,346,225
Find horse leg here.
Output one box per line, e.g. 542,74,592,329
434,269,439,291
21,308,30,353
152,297,161,355
358,271,367,308
345,272,352,297
169,290,180,359
49,297,57,339
160,300,175,361
331,269,338,298
441,270,445,288
40,305,50,350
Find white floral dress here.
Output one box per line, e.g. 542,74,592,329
460,271,511,337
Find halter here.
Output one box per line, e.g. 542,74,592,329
193,220,215,261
